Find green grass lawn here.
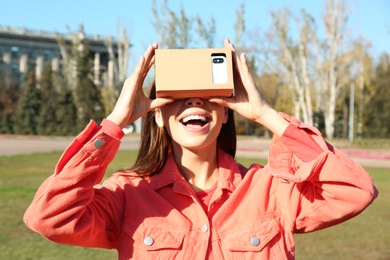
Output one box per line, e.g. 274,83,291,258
0,151,388,259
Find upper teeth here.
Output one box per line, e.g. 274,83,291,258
182,115,207,123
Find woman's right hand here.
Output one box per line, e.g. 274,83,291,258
106,43,173,128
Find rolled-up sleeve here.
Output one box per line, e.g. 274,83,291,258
24,120,125,249
268,113,378,233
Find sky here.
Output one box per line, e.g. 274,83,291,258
1,0,389,71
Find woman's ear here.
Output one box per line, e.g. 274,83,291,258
222,107,229,124
154,108,165,127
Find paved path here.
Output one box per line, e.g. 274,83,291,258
1,135,390,168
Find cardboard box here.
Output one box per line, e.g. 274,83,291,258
155,48,234,99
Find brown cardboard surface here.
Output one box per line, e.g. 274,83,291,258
155,48,234,98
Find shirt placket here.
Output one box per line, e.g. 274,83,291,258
172,179,212,259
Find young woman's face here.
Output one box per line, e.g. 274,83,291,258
155,98,228,151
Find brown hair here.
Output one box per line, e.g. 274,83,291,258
120,82,236,177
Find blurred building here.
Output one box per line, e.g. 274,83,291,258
0,25,141,133
0,25,125,87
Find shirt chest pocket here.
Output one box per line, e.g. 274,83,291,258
121,217,190,259
219,218,288,259
132,223,185,251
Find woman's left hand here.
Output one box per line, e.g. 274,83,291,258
209,39,289,136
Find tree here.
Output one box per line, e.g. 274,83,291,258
152,0,216,49
254,72,293,137
318,0,350,138
352,39,374,138
103,23,131,116
195,16,216,48
234,3,246,53
0,70,19,134
71,40,104,130
56,85,78,136
57,26,104,132
270,9,316,124
16,71,41,135
263,0,354,138
152,0,191,48
37,64,60,135
364,53,390,138
58,23,130,121
266,8,316,125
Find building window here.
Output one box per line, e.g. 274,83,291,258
28,50,35,59
11,63,20,76
11,46,19,59
44,50,51,60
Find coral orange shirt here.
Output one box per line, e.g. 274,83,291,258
24,114,378,259
196,123,324,214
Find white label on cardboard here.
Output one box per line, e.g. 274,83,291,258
211,54,228,84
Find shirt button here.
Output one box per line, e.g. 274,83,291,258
250,236,260,246
143,236,154,246
201,224,208,233
94,139,104,148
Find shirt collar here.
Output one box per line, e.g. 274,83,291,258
216,148,243,193
148,151,184,190
147,149,243,193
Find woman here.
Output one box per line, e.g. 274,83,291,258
24,39,378,259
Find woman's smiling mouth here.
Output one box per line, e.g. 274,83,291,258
180,114,212,130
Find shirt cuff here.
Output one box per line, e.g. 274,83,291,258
100,119,125,140
280,124,323,162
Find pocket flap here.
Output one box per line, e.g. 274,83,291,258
224,218,281,252
130,221,185,251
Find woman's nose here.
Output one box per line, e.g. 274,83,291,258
185,97,204,106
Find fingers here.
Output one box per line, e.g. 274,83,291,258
223,38,232,48
238,53,251,85
224,41,254,91
208,96,231,108
138,43,158,79
223,39,246,87
143,43,158,70
122,43,158,91
132,55,146,78
150,98,174,110
223,39,251,81
147,56,155,72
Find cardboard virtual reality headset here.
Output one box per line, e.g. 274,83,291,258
154,48,234,99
